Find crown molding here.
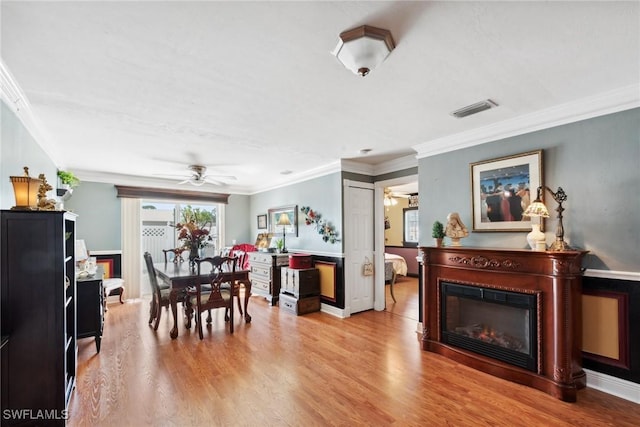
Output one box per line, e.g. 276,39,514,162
340,159,375,175
0,60,63,167
372,154,418,176
414,84,640,159
249,160,343,195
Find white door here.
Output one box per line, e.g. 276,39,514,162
344,181,375,314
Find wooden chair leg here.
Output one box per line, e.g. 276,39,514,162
149,298,157,324
153,304,162,331
390,272,397,303
118,287,125,303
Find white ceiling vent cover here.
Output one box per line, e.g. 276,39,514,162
451,99,498,118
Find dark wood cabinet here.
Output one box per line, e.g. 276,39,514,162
419,246,587,402
77,267,104,353
1,210,77,425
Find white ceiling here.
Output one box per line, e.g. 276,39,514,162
2,1,639,194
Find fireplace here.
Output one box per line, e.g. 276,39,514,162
441,282,537,371
420,246,587,402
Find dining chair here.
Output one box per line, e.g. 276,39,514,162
163,248,184,264
187,256,237,339
144,252,184,330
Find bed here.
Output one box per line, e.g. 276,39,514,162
384,253,408,276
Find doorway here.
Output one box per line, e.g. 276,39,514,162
374,175,420,327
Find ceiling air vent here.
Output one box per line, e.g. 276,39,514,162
451,99,498,118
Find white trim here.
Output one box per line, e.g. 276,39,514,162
250,161,343,194
89,250,123,256
320,303,347,318
584,269,640,282
343,179,374,190
341,159,375,175
414,85,640,159
286,249,344,258
585,369,640,404
0,59,63,167
372,154,418,175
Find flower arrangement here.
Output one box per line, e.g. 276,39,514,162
300,206,339,244
174,206,214,260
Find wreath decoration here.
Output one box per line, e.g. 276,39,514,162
300,206,339,244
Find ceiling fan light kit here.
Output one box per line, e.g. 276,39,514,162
332,25,395,77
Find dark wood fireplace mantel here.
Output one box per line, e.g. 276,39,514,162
419,246,588,402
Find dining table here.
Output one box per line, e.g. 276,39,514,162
153,261,252,339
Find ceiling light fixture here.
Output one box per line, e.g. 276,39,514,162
451,99,498,118
332,25,395,77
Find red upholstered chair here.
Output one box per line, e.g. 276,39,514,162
230,243,256,270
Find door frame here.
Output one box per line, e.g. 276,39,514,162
374,174,419,312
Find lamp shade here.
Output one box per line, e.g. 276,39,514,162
276,213,292,226
332,25,395,76
10,167,42,210
523,201,550,218
75,239,89,262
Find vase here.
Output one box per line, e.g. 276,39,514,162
188,242,199,269
527,223,546,251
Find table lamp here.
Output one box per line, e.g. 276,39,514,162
10,167,42,210
523,185,572,251
276,213,292,253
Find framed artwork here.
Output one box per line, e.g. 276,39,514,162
268,205,298,236
257,214,267,230
470,150,543,232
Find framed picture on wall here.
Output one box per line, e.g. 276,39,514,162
257,214,267,230
268,205,298,236
470,150,543,232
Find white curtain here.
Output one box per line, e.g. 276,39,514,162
121,198,142,298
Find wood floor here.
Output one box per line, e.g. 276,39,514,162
68,278,640,426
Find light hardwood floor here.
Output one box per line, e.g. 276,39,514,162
68,279,640,426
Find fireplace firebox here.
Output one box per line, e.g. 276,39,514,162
441,282,537,372
420,246,587,402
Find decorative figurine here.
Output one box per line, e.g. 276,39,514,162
37,174,57,211
445,212,469,246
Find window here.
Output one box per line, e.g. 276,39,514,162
403,207,419,246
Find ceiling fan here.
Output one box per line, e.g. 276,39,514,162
159,165,237,187
384,188,410,206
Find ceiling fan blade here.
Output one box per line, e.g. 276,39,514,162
202,174,237,181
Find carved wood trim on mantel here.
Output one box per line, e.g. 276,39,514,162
419,246,588,402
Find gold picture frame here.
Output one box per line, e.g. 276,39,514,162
470,150,543,232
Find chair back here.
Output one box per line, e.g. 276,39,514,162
231,250,248,271
143,252,163,301
163,248,184,263
195,256,237,306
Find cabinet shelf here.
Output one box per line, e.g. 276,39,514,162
1,210,78,422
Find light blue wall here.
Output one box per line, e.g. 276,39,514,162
250,172,343,254
419,108,640,272
64,182,121,251
66,182,251,251
225,194,251,244
1,101,58,210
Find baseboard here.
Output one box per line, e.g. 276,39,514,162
321,303,347,318
585,369,640,403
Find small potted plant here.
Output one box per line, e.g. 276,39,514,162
274,238,284,253
432,220,445,247
57,170,80,188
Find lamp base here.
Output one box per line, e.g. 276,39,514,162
10,206,38,211
549,240,573,251
526,224,546,251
